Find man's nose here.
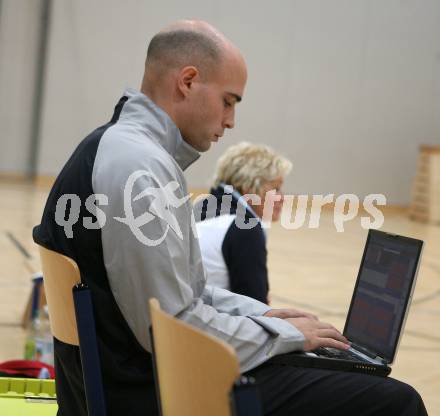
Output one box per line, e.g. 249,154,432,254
223,110,235,129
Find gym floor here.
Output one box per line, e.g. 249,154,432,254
1,179,439,414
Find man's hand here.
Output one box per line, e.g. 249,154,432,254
286,317,350,351
263,308,319,321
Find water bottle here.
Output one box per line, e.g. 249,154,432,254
24,305,54,366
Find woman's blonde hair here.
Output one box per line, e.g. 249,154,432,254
212,142,292,195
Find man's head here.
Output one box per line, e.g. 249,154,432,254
141,20,247,152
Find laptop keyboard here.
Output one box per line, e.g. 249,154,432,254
314,347,360,362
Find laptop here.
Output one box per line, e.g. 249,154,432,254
270,229,424,377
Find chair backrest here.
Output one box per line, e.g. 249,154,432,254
38,245,106,416
149,298,240,416
38,245,80,345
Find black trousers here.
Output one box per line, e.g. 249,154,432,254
245,359,427,416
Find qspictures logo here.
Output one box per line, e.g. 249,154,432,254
54,170,386,246
113,170,191,246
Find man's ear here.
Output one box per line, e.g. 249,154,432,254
177,66,199,98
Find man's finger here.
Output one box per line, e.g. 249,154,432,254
319,338,351,351
317,329,349,344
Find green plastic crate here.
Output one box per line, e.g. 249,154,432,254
0,377,57,415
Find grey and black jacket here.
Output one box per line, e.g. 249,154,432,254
33,89,304,416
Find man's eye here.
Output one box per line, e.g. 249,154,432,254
224,99,232,108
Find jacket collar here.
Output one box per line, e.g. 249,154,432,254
119,88,200,171
211,183,259,220
211,183,267,238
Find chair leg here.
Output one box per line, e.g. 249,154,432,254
73,283,107,416
230,376,263,416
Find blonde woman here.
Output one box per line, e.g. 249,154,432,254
194,142,292,304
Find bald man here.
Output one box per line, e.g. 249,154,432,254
34,21,426,416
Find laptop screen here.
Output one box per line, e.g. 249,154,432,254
344,230,423,363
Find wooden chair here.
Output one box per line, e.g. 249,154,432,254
37,245,106,416
149,298,263,416
38,245,261,416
